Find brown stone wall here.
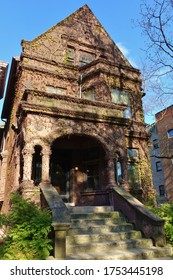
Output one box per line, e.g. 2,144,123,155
1,5,154,211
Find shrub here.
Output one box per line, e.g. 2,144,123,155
149,203,173,245
0,194,52,260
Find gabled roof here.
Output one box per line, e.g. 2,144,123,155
21,4,132,68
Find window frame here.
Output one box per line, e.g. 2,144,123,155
159,185,165,196
153,139,159,149
156,161,162,172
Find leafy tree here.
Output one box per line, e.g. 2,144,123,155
0,194,52,260
149,203,173,245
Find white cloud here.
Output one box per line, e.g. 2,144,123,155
116,42,138,68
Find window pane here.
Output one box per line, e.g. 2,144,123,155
156,161,162,171
153,139,159,149
82,89,95,100
66,47,75,64
114,161,122,184
159,185,165,196
111,89,129,105
123,107,131,118
111,89,120,103
46,86,66,95
79,51,95,66
127,148,138,158
168,129,173,137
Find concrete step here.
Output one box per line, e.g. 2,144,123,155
67,223,133,235
67,230,142,245
68,206,114,213
67,238,153,255
71,211,122,220
71,217,126,227
67,246,173,260
66,205,172,260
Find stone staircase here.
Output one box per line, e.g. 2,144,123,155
66,206,172,260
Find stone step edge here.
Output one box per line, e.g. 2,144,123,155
66,230,142,239
67,238,153,249
68,206,114,213
66,247,173,260
68,222,132,230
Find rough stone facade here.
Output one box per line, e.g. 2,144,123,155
0,5,155,212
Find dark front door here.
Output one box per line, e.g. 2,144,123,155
50,135,107,206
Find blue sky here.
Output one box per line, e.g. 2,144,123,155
0,0,169,124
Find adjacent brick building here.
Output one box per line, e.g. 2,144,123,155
155,106,173,201
147,123,167,204
0,5,155,212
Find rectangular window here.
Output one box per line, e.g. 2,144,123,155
79,51,95,66
159,185,165,196
46,86,66,95
156,161,162,171
153,139,159,149
111,89,129,105
82,89,95,101
127,148,138,158
66,47,75,64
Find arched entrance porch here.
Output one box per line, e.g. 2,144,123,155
50,134,109,206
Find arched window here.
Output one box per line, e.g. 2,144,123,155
114,155,122,185
31,145,42,186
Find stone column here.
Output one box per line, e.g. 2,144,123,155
52,223,71,260
41,146,52,186
106,153,115,186
120,156,131,191
21,146,37,201
22,146,34,184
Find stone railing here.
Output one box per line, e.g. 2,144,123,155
108,185,166,246
40,185,71,259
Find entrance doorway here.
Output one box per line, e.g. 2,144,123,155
50,135,107,205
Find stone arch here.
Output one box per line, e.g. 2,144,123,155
49,133,111,205
47,129,112,158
